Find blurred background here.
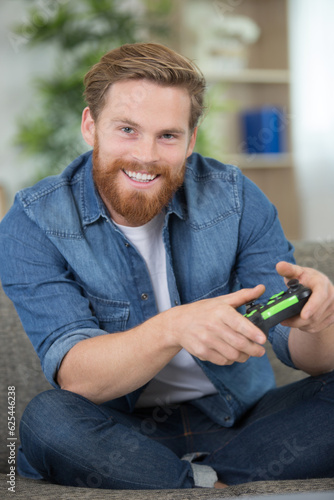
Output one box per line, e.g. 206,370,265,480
1,0,333,242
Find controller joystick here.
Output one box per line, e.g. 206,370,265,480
287,279,299,291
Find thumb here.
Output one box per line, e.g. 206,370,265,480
276,261,304,283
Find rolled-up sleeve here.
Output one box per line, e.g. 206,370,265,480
0,201,108,387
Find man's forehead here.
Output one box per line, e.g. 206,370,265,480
99,79,192,128
105,79,190,106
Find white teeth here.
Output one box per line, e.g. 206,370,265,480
124,170,157,182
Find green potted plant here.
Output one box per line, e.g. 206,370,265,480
12,0,172,181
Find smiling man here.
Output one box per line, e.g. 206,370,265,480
85,79,196,227
0,43,333,491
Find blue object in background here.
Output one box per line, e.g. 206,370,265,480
241,107,287,154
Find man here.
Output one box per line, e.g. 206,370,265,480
0,42,333,490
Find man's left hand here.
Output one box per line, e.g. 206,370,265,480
276,261,334,334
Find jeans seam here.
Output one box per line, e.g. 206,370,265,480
181,405,195,454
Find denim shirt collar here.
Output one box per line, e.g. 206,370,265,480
81,152,107,226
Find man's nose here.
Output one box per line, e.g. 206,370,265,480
131,137,159,164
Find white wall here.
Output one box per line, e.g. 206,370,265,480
288,0,334,240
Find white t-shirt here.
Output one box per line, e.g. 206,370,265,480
115,212,218,407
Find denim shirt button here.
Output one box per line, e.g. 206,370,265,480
224,416,231,422
125,242,130,247
141,293,149,301
174,300,179,306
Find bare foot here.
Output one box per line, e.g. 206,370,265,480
214,480,228,488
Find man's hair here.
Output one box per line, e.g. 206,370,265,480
83,42,206,130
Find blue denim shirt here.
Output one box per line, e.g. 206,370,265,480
0,151,295,426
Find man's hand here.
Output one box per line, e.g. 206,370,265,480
276,261,334,375
166,285,267,366
276,261,334,334
59,285,267,404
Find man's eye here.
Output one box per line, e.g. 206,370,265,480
162,134,174,140
122,127,134,134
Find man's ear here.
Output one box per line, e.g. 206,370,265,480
186,127,198,158
81,107,95,147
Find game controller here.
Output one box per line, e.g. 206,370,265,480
244,279,312,335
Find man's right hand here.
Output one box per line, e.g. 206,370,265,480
165,284,267,366
58,285,267,404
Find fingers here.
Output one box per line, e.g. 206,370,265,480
192,315,266,366
277,261,334,333
223,284,266,310
220,284,267,345
283,284,334,333
172,290,268,367
217,288,267,346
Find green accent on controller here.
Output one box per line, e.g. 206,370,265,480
267,292,285,304
245,309,257,318
261,295,299,319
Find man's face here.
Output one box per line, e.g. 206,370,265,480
81,79,197,226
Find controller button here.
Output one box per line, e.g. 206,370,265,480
269,291,284,301
245,301,257,312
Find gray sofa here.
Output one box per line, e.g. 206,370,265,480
1,240,334,499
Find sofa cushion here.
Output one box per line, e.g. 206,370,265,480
1,475,334,498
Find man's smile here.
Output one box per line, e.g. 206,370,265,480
123,169,160,184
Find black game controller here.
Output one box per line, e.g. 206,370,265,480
244,279,312,335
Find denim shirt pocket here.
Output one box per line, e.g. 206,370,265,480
85,291,130,332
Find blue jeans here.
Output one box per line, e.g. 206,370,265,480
19,371,334,489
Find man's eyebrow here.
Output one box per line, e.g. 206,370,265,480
111,118,186,135
159,127,186,136
111,118,140,129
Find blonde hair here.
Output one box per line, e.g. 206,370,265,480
83,42,206,130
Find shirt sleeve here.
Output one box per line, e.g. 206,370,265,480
235,173,297,369
0,199,108,387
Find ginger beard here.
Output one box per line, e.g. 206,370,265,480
92,140,187,226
